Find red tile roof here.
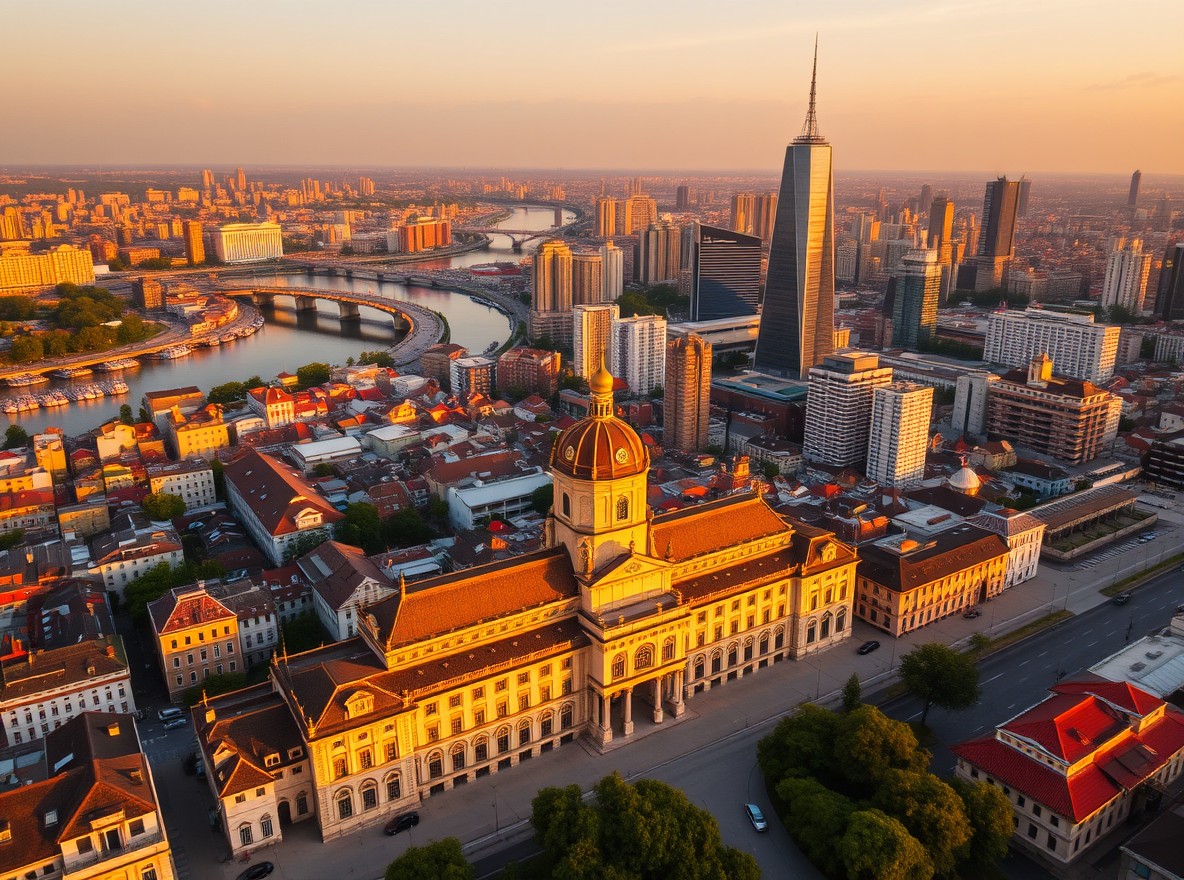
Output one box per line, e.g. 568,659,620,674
649,493,790,562
223,449,343,537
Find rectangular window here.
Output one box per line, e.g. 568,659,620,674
425,703,438,716
474,709,486,726
472,686,485,700
385,741,398,762
518,695,530,712
517,672,530,685
427,725,439,742
359,749,373,769
451,717,463,736
449,694,462,709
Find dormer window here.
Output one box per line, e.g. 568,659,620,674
344,690,374,720
264,753,280,768
0,819,9,841
44,810,57,827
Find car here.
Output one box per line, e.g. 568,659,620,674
1112,592,1132,605
158,707,184,723
384,811,420,835
236,863,274,880
962,608,982,619
745,803,768,832
164,718,187,730
857,640,881,655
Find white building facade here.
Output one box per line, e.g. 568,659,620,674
610,314,666,396
866,382,933,488
803,352,894,466
1100,238,1153,313
147,459,217,511
983,309,1120,383
212,222,283,263
573,304,618,379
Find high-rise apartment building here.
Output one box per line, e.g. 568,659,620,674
927,197,953,249
211,222,283,263
0,243,95,290
951,370,1000,439
753,192,779,241
1155,243,1184,323
984,308,1120,382
622,195,657,236
638,220,682,285
803,352,894,466
664,335,712,451
600,240,624,303
889,249,941,349
497,348,561,397
866,382,934,488
754,45,835,378
730,192,756,235
182,220,205,265
686,222,762,321
531,240,573,313
1128,170,1142,208
573,304,618,380
200,168,214,191
235,167,247,191
596,197,617,237
611,315,667,396
572,252,604,305
1101,238,1152,313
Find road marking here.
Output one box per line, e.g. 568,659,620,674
1037,651,1048,657
1088,640,1099,646
1018,660,1030,667
983,673,1006,685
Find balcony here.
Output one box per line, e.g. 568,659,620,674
65,830,165,874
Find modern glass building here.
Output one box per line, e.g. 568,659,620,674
688,222,762,321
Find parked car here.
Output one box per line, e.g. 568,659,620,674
384,812,420,835
857,640,881,655
236,863,274,880
158,707,184,723
745,803,768,832
164,718,187,730
1112,592,1132,606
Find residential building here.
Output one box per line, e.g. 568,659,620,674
966,508,1045,589
622,194,656,235
223,450,345,566
297,541,397,641
0,712,177,880
686,222,762,321
1145,434,1184,489
182,220,205,265
0,243,95,291
532,239,572,313
600,240,624,302
754,48,834,379
595,197,617,237
1101,238,1153,313
855,524,1009,635
447,470,552,532
753,192,778,241
986,354,1123,465
497,348,560,397
247,386,296,429
142,386,205,431
147,459,216,511
573,304,618,380
393,217,451,253
952,678,1184,865
420,343,468,391
664,335,712,451
611,314,666,396
166,403,230,460
0,487,56,535
730,192,756,235
194,368,858,844
148,584,240,700
450,356,497,399
571,252,604,305
803,352,894,467
288,436,363,474
984,308,1120,383
866,382,933,488
888,249,941,348
638,220,683,285
211,222,283,263
89,514,184,601
952,370,1000,439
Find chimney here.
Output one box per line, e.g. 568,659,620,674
130,768,143,783
106,644,116,658
106,721,120,736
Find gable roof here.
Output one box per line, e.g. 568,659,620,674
297,540,393,612
649,493,790,562
223,449,343,537
147,586,235,635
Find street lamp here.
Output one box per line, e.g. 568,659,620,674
492,785,500,835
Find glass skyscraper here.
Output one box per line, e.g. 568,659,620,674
687,222,762,321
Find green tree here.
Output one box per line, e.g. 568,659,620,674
616,291,659,317
9,335,44,363
283,529,331,562
384,838,473,880
898,643,981,725
210,458,226,501
531,484,554,515
141,492,186,521
119,404,134,425
384,507,436,548
358,349,395,368
280,611,329,654
838,809,934,880
296,361,331,389
0,296,38,321
872,770,972,878
757,703,841,787
842,673,862,713
139,405,153,423
832,705,930,793
3,425,29,450
181,672,247,706
950,778,1014,868
312,462,336,478
775,777,856,877
338,502,385,555
760,461,780,480
0,529,24,552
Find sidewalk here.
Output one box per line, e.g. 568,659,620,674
161,526,1184,880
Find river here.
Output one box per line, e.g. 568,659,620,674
4,205,574,436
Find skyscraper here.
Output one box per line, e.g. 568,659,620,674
803,352,893,466
866,382,934,488
611,315,666,396
730,192,756,235
638,220,682,285
623,195,657,235
754,42,835,379
927,198,953,249
532,240,573,313
1128,170,1142,208
1016,177,1032,218
573,304,618,379
664,335,712,451
182,220,205,266
200,169,214,191
675,185,692,211
753,193,779,241
978,177,1021,260
595,197,617,237
235,167,247,192
889,249,941,349
1155,243,1184,323
686,222,762,321
600,240,624,303
572,252,604,305
1101,238,1152,313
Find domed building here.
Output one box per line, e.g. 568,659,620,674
947,459,983,496
192,367,858,850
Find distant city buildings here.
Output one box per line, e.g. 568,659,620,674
888,249,941,349
572,251,604,305
391,217,451,253
959,176,1021,292
182,219,205,265
600,240,624,302
638,220,682,285
983,308,1119,383
1155,242,1184,322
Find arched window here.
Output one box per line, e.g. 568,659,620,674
759,631,770,655
694,655,705,679
836,608,847,633
335,789,353,820
474,735,489,763
774,625,785,650
361,781,378,811
560,703,574,730
727,643,738,667
616,495,629,521
806,619,817,644
611,653,626,679
385,772,401,801
450,741,466,773
821,612,832,639
541,710,554,737
427,751,443,780
710,649,722,675
562,493,571,517
743,636,754,662
496,726,511,754
662,637,675,662
260,815,274,838
634,644,654,670
517,719,532,747
238,823,253,846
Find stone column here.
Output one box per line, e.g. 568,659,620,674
623,687,634,737
652,678,664,724
673,670,686,717
597,693,613,746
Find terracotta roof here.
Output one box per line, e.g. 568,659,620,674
1,636,128,701
223,449,343,537
297,540,393,612
650,494,790,562
856,524,1008,593
367,547,578,649
1052,675,1165,717
148,586,235,635
674,549,795,602
196,687,305,798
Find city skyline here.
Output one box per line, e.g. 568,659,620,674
3,0,1181,174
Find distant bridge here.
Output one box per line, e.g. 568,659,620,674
451,227,557,250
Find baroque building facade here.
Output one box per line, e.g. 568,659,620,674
195,367,857,852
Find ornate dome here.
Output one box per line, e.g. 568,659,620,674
947,462,982,496
550,366,648,481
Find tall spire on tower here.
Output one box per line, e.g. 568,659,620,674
796,35,825,144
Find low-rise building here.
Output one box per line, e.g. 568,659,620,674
142,386,205,431
166,404,230,460
497,348,561,397
966,508,1045,589
147,458,217,510
446,470,552,532
88,514,184,601
247,386,296,429
0,487,56,535
288,435,362,474
148,582,241,701
297,541,396,641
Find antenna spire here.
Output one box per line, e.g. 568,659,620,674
796,35,825,144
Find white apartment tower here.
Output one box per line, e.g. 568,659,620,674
212,222,283,263
1101,237,1153,313
866,382,934,488
600,240,624,302
952,370,1000,439
573,304,619,380
983,308,1120,383
611,314,667,396
803,352,894,466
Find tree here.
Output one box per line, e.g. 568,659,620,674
280,611,328,654
283,529,331,562
141,492,186,521
338,502,385,555
950,778,1014,868
384,838,473,880
384,507,436,548
210,458,226,501
0,529,24,552
312,462,336,478
531,484,554,515
872,770,972,878
9,335,44,363
3,425,29,450
296,361,331,389
358,349,395,368
842,673,862,713
119,403,134,425
181,672,247,706
139,405,153,424
760,461,781,480
837,809,934,880
832,705,929,794
899,643,981,725
757,703,841,788
776,777,856,877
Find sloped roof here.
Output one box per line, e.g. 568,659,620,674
650,493,790,562
1,636,128,700
297,540,392,612
147,586,235,635
857,524,1008,593
223,449,343,537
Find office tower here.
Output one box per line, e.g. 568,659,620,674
211,222,283,263
573,304,619,379
754,43,835,379
235,167,247,191
752,193,779,241
986,354,1122,465
628,177,644,197
638,220,682,285
889,249,941,349
1156,243,1184,322
531,240,573,312
952,370,1000,439
686,222,762,321
1101,238,1153,312
200,168,214,191
978,177,1021,259
926,197,953,249
596,196,617,237
803,352,893,466
182,221,205,266
919,184,932,217
866,382,934,488
664,335,712,451
1016,177,1031,218
1155,196,1174,232
600,240,624,302
572,252,604,305
676,185,692,211
984,308,1119,382
1128,170,1142,207
623,195,657,235
611,315,666,396
730,192,756,235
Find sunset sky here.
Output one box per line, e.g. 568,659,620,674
5,0,1180,174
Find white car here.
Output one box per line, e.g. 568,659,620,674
745,803,768,832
